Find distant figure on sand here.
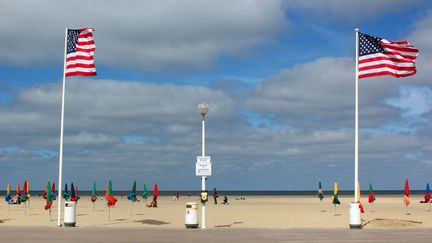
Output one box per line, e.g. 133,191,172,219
213,188,218,204
173,192,180,201
222,196,229,205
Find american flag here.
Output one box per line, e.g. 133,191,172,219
358,32,419,79
65,28,96,77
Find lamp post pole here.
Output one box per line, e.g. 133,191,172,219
201,115,206,229
197,102,209,229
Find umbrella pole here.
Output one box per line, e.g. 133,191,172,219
334,204,336,216
93,201,95,212
49,208,52,221
428,202,431,212
24,202,27,216
405,205,410,215
130,201,133,216
108,206,111,222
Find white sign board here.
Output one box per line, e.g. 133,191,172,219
196,156,211,176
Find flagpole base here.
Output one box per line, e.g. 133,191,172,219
349,202,362,229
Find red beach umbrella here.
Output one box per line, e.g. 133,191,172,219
154,184,159,197
23,181,28,195
403,179,410,206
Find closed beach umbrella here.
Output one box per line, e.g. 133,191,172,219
5,182,12,204
105,180,117,221
108,181,113,196
63,183,71,201
23,181,28,195
318,181,324,201
105,180,117,207
127,181,137,202
44,181,53,210
357,182,364,213
91,181,97,202
154,184,159,197
127,181,138,215
71,183,75,198
332,182,340,205
20,180,29,203
368,183,376,203
70,182,77,202
15,183,21,204
75,185,80,201
403,179,410,206
91,181,97,212
51,182,57,201
141,184,148,200
421,183,430,203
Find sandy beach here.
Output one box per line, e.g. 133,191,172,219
1,195,431,229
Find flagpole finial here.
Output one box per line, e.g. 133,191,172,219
355,28,359,32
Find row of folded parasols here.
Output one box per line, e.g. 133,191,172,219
317,179,431,213
4,180,159,211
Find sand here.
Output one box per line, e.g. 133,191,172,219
0,195,431,229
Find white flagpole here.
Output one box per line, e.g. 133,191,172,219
354,28,359,203
57,27,68,227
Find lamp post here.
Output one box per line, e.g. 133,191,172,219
197,102,209,229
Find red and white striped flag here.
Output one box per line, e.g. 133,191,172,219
65,28,96,77
358,32,419,79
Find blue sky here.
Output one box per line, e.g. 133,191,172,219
1,0,432,191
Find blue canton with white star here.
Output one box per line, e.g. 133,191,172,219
67,29,81,54
359,32,384,56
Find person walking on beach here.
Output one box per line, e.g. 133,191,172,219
213,188,218,204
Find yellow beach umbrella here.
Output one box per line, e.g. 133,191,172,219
357,182,361,200
332,182,340,205
357,182,364,213
7,182,10,194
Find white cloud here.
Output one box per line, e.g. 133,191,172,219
246,57,400,129
386,86,432,119
0,0,287,71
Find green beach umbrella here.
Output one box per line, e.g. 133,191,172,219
132,181,136,194
141,184,148,200
368,183,376,203
318,181,324,201
91,181,97,212
108,180,113,196
91,181,97,202
44,181,53,210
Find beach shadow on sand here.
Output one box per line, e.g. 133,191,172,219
0,219,11,224
214,222,243,228
363,218,422,228
135,219,170,225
